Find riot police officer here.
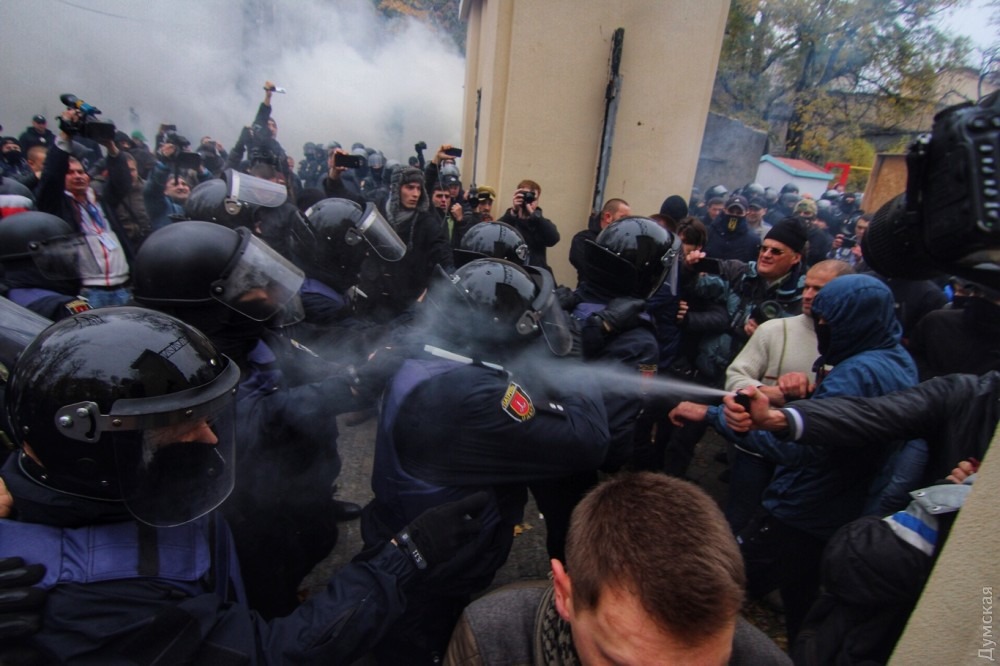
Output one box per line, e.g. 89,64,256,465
0,307,486,662
131,221,365,618
361,258,611,664
0,211,94,320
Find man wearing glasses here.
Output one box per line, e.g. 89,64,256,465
710,218,808,342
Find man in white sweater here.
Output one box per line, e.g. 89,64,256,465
722,259,854,531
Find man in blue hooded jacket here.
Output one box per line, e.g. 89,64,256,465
669,273,918,641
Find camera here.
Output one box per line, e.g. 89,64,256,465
467,185,480,208
443,147,463,158
839,236,857,249
751,300,784,324
334,153,365,169
521,190,537,205
863,90,1000,291
414,141,427,152
161,132,202,171
59,94,116,142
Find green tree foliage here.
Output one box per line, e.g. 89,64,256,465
373,0,465,52
713,0,971,160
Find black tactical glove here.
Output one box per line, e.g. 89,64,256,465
394,492,488,570
596,297,646,333
348,345,409,403
554,286,581,312
0,557,46,640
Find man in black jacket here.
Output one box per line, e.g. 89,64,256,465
355,166,453,324
499,179,560,272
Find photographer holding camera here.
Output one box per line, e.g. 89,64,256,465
498,179,560,272
145,137,211,233
35,105,133,307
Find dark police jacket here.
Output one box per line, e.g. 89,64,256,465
362,349,609,594
0,453,417,665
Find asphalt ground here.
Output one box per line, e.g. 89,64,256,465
300,412,788,660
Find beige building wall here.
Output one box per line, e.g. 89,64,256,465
460,0,730,285
891,424,1000,664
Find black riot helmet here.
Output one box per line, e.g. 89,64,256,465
6,307,240,526
423,259,572,356
581,216,681,299
705,184,728,200
294,198,405,288
780,182,800,195
743,182,765,200
453,221,529,267
184,170,287,229
763,186,779,206
133,221,304,322
0,211,99,281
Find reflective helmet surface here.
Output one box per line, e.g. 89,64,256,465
582,216,680,298
780,182,800,195
185,179,252,229
454,222,528,267
424,259,572,356
705,184,729,200
133,221,303,322
0,211,75,258
297,198,405,286
743,182,765,199
7,307,240,525
0,211,96,280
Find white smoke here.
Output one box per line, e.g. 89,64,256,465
0,0,465,163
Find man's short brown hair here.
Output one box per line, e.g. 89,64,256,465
516,179,541,196
600,198,628,217
565,472,745,642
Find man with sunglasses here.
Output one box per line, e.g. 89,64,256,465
709,217,808,345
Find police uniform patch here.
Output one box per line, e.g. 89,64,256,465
63,299,91,315
501,382,535,422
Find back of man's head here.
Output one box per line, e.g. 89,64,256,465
565,472,745,642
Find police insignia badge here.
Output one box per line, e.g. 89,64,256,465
502,382,535,422
63,299,91,315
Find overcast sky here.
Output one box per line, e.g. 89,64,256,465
0,0,466,162
938,0,998,51
1,1,996,164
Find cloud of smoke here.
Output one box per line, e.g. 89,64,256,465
0,0,465,162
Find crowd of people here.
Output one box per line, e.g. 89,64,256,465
0,83,997,665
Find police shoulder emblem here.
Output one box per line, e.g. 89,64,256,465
501,381,535,422
63,299,91,315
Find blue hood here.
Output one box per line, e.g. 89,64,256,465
812,274,902,366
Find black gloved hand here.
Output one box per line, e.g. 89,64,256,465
0,557,46,640
349,345,409,403
596,297,646,333
554,286,581,312
394,492,488,570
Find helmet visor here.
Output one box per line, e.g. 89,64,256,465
212,233,305,321
227,169,287,208
28,234,100,280
108,360,239,527
648,234,681,298
0,297,51,373
525,268,573,356
353,203,405,261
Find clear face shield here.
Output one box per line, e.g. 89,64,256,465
0,298,51,379
27,234,100,281
348,203,406,261
54,360,240,527
520,268,573,356
211,230,305,321
647,234,682,298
